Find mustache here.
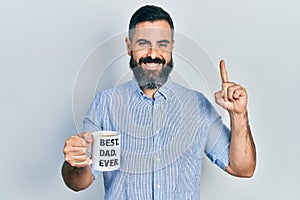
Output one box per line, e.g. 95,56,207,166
138,56,166,65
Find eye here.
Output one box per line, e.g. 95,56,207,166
158,42,168,48
138,41,150,47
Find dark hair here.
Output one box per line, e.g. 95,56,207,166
128,5,174,40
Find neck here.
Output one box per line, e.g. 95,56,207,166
142,88,158,99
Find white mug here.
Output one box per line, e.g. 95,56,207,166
91,131,120,171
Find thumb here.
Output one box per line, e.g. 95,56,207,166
77,132,93,146
214,90,228,109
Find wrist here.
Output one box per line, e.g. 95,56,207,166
229,110,248,119
229,110,249,133
64,161,87,175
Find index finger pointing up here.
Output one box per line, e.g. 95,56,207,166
220,60,229,83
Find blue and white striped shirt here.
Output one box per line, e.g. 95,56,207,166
83,78,231,200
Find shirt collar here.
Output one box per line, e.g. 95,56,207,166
130,76,173,100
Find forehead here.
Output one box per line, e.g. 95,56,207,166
132,20,172,40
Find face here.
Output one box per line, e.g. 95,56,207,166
126,20,175,89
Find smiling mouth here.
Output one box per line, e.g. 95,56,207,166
143,62,162,70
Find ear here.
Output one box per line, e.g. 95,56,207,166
125,37,131,56
171,40,175,51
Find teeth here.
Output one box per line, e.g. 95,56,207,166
145,63,160,68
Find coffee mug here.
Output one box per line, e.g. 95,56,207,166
91,131,120,171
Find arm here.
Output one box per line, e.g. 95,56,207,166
215,60,256,178
226,111,256,177
61,161,94,191
62,132,94,191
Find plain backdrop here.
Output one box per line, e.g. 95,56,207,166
0,0,298,199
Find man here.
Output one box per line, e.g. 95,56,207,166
62,5,256,199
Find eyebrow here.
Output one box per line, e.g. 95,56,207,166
136,39,171,44
157,39,171,44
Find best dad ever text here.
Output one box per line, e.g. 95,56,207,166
98,138,119,167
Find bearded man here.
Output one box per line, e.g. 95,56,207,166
62,5,256,200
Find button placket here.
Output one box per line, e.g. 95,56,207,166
152,102,163,137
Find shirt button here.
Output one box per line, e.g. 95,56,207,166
156,158,160,162
157,184,160,189
155,130,159,134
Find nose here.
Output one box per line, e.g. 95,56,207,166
147,47,159,59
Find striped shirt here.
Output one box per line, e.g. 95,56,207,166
83,78,231,200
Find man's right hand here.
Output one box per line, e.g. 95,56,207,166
63,132,93,168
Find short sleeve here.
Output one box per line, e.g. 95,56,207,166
82,93,102,133
202,95,231,170
82,93,103,179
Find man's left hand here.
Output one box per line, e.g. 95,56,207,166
214,60,248,114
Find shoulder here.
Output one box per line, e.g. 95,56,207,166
169,81,208,102
170,81,217,114
93,80,135,104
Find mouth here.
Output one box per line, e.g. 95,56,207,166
138,56,165,71
142,62,162,70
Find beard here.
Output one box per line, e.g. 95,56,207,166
130,54,173,89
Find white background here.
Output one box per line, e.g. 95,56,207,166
0,0,298,199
